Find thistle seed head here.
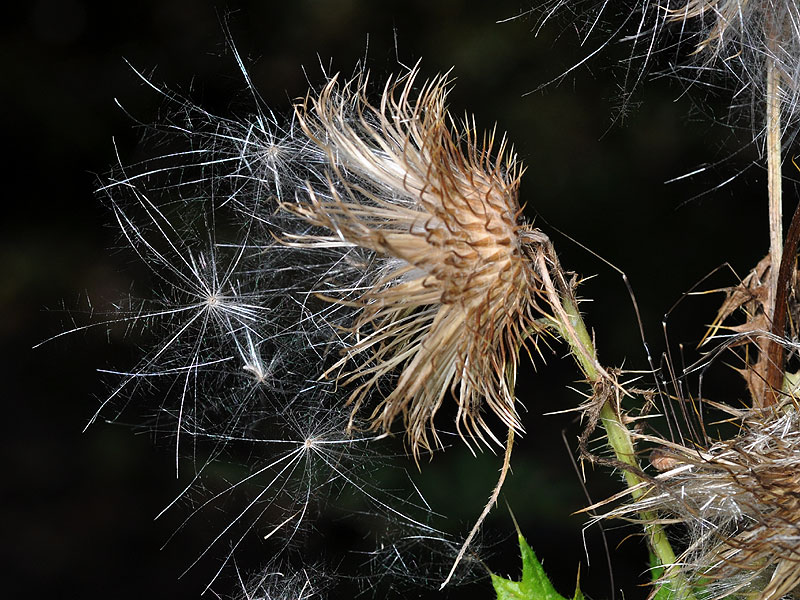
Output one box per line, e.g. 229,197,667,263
618,407,800,600
286,69,557,457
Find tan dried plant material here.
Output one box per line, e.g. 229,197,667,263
702,244,800,407
285,69,566,457
703,255,774,403
662,0,800,122
661,0,800,141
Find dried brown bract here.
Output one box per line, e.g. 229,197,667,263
702,243,800,408
285,69,565,457
704,255,774,404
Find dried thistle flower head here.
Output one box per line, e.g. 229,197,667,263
616,406,800,600
285,68,560,456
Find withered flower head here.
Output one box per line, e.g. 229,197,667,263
285,68,558,457
618,407,800,600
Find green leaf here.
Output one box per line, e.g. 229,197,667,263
491,533,583,600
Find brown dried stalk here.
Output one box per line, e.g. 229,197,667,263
765,197,800,400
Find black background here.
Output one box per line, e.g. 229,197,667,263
4,1,777,598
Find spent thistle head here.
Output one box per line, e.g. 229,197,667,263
284,67,562,457
612,405,800,600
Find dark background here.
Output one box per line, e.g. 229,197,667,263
3,1,776,598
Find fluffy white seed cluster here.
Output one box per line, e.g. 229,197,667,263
664,1,800,138
536,1,800,140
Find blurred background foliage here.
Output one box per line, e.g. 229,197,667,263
4,1,772,598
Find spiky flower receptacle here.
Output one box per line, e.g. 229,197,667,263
618,408,800,600
285,70,559,456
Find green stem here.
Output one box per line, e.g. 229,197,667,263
559,296,691,599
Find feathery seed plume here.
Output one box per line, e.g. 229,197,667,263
661,1,800,132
